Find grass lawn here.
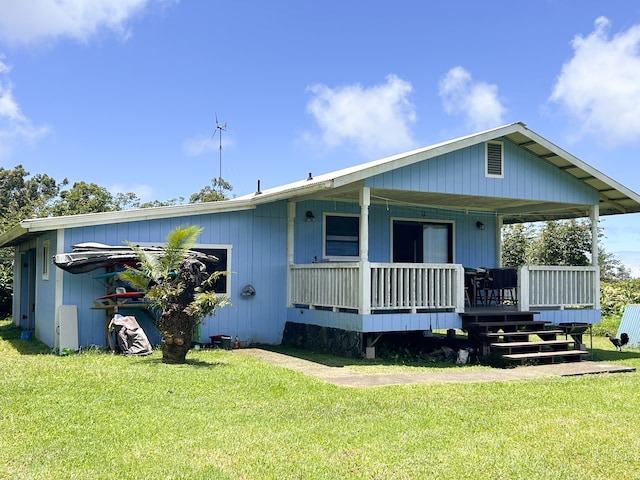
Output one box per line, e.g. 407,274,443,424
1,319,640,479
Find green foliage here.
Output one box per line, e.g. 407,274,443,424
503,219,633,282
0,165,62,230
502,224,535,267
599,250,632,282
591,314,622,337
50,181,121,216
120,225,228,329
531,219,591,266
600,278,640,316
189,177,233,203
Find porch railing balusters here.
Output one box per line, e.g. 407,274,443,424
290,263,598,314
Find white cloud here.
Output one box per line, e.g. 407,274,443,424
109,182,155,202
0,58,49,156
182,135,218,157
182,127,234,158
305,74,417,158
439,66,506,131
550,17,640,145
0,0,177,46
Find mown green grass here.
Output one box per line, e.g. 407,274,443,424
1,318,640,479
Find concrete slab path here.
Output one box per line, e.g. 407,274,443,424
236,348,636,387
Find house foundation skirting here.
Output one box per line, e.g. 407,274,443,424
281,322,363,358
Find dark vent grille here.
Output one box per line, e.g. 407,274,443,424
487,142,503,176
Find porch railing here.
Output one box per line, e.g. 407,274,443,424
370,263,462,312
289,263,463,313
290,263,360,310
519,265,599,310
289,263,599,314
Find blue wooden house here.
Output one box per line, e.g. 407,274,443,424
3,122,640,357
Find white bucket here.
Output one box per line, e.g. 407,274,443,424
456,349,469,364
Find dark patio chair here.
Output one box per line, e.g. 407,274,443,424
490,268,517,305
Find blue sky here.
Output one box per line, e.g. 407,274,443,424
1,1,640,274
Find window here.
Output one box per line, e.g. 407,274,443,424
485,141,504,178
42,240,50,280
324,214,359,260
192,246,231,295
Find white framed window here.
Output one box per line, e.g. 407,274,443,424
134,242,232,295
323,213,360,261
42,240,50,280
192,244,232,296
485,141,504,178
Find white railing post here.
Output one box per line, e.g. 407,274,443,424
455,265,465,312
591,205,601,310
287,201,295,307
359,187,371,314
518,266,530,311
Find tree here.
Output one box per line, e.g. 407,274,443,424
189,178,233,203
501,219,635,281
0,166,65,316
502,224,534,267
120,225,229,364
530,219,591,266
0,165,62,230
599,250,632,282
50,181,121,216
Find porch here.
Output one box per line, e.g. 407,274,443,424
288,263,600,326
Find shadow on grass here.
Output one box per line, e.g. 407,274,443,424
257,344,472,370
0,321,50,355
587,347,640,363
258,342,640,370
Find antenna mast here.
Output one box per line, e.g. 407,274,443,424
212,113,227,194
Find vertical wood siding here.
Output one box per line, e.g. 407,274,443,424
294,199,496,268
365,141,598,204
62,202,289,347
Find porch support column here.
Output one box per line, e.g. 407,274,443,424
287,201,296,307
496,215,504,267
590,204,601,309
359,186,371,314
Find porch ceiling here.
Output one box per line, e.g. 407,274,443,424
302,184,594,224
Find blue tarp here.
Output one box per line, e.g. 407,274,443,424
618,304,640,348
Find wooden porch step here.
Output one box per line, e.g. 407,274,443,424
490,339,573,349
502,349,590,364
485,329,564,338
469,320,550,328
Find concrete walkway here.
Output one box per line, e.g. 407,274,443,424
236,348,636,387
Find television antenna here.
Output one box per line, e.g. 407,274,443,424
211,113,227,194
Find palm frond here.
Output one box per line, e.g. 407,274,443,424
162,225,202,272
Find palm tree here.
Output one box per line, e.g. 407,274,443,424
120,225,229,364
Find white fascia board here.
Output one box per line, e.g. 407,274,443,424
20,199,256,233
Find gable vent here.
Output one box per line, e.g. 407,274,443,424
486,141,503,177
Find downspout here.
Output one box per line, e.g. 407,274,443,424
287,201,296,307
590,204,601,309
359,186,371,314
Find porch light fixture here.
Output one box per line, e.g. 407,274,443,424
476,221,485,230
305,210,315,222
